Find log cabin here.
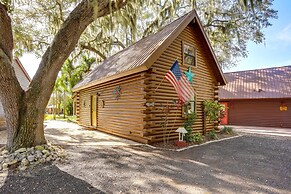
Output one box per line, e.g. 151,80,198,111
72,10,226,143
0,58,31,127
219,66,291,128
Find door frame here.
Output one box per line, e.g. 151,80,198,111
90,95,98,127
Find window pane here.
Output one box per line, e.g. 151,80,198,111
183,43,196,66
188,46,195,56
185,55,194,66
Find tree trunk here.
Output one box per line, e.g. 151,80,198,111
8,97,47,149
0,0,128,151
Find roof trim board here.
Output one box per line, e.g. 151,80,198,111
73,65,148,91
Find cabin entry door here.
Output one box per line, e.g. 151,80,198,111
91,95,98,127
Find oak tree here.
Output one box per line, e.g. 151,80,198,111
0,0,127,150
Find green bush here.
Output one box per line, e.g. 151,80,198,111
203,100,225,123
192,132,204,144
221,126,233,134
184,111,197,142
208,129,217,140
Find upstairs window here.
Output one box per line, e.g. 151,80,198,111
182,42,196,67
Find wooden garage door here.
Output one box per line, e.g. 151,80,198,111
228,99,291,128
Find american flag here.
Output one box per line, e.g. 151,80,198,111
165,60,195,103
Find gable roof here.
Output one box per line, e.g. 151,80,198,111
73,9,226,92
219,65,291,100
12,58,31,90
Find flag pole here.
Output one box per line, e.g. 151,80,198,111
153,76,165,93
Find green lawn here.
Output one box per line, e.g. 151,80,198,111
44,114,76,123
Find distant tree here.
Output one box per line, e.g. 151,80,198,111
53,56,96,116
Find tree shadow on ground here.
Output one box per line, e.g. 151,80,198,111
0,164,105,194
45,127,137,146
60,135,291,193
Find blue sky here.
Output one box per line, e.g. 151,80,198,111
226,0,291,72
20,0,291,78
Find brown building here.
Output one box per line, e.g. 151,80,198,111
219,66,291,128
72,10,226,144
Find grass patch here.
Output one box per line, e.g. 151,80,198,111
221,126,234,134
44,114,76,123
208,129,218,140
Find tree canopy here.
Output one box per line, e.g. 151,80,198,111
3,0,277,69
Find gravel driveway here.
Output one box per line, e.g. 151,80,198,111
0,122,290,194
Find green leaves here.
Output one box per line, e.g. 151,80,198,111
52,55,96,116
9,0,277,70
198,0,277,68
203,100,224,123
183,111,197,142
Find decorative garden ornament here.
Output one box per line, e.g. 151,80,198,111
184,66,195,83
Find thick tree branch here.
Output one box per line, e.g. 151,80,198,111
0,3,24,147
204,17,247,28
87,35,126,49
0,2,23,100
29,0,127,98
0,3,13,60
80,43,107,60
113,39,126,49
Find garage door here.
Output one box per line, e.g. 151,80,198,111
228,99,291,128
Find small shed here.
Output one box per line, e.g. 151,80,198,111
219,66,291,128
73,10,226,143
0,58,31,127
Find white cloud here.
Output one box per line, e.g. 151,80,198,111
278,23,291,43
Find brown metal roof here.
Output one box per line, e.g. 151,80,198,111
73,9,226,91
219,66,291,99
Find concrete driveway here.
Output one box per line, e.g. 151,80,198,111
225,125,291,137
0,120,140,146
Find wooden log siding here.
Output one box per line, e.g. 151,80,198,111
74,92,80,122
76,24,220,144
145,25,218,142
78,73,148,143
